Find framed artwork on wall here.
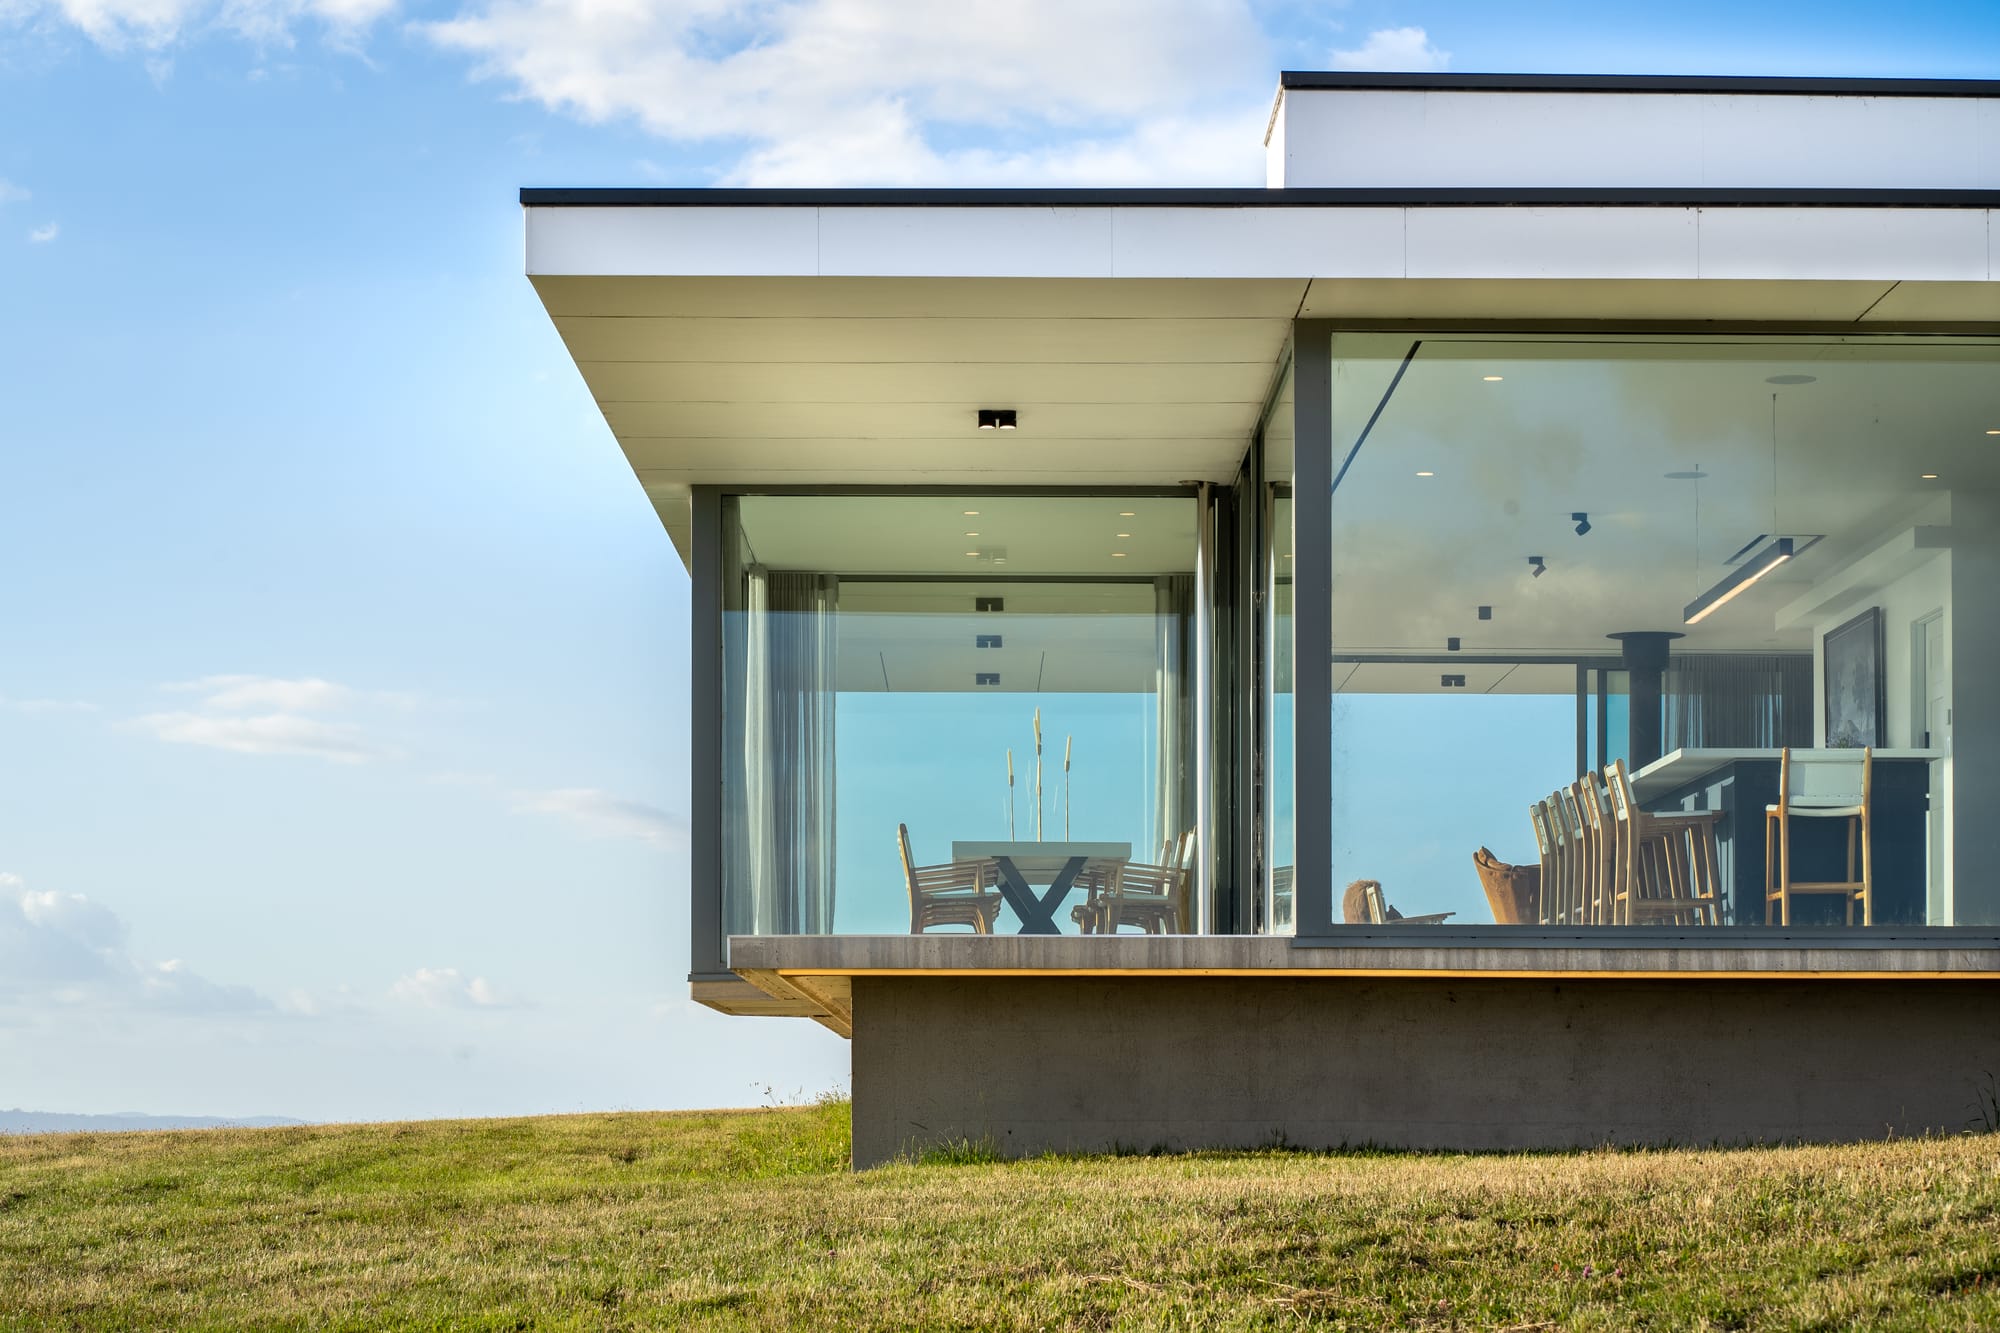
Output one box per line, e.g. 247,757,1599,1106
1824,607,1886,748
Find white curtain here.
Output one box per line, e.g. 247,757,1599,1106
1153,575,1196,865
729,567,838,934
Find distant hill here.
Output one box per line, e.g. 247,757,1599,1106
0,1109,307,1134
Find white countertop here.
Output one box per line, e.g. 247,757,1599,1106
1630,747,1942,802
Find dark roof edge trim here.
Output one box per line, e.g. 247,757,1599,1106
1277,71,2000,97
522,187,2000,209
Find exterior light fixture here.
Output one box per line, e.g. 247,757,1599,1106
1416,470,1435,477
1572,512,1591,536
1478,605,1492,620
1986,430,1999,436
1116,532,1131,538
1528,556,1546,578
1118,511,1136,517
1111,552,1127,558
1447,637,1462,652
965,550,981,557
1441,674,1467,688
1765,374,1816,385
1683,537,1793,625
1482,376,1504,382
965,531,980,536
963,510,981,516
977,409,1018,430
1921,473,1940,480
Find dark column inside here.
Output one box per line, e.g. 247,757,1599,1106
1608,631,1682,770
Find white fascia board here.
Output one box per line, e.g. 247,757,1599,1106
1277,89,2000,190
529,203,1996,285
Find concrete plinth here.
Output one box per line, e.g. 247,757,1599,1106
849,975,2000,1167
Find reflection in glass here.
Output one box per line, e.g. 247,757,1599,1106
1328,334,1998,929
722,495,1199,935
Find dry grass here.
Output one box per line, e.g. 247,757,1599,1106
4,1101,2000,1330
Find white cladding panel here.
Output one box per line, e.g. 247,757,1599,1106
1272,89,2000,190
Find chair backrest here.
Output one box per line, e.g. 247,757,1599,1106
1604,760,1636,825
1577,772,1614,925
896,823,921,929
1779,747,1872,808
1362,880,1389,924
1529,801,1553,863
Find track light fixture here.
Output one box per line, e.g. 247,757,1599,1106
977,408,1018,430
1528,556,1547,578
1572,512,1591,536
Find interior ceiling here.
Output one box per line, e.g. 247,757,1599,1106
1325,334,2000,660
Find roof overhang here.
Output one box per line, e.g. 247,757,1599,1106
523,189,2000,564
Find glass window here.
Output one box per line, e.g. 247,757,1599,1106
1326,334,2000,930
722,494,1200,935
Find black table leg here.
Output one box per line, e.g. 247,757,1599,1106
993,856,1089,935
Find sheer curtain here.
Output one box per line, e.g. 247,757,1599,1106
1663,653,1812,750
728,567,839,935
1153,575,1196,864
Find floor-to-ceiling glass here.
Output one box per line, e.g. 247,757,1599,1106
1324,334,2000,930
721,493,1201,936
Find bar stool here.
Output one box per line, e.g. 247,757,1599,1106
1765,747,1873,926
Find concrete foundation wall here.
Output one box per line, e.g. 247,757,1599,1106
850,975,2000,1167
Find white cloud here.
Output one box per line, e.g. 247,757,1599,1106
0,693,96,713
133,674,406,762
168,673,352,713
517,787,682,847
0,179,28,204
27,222,58,243
9,0,395,51
1328,26,1450,72
0,873,269,1013
133,709,384,762
390,965,511,1009
420,0,1272,185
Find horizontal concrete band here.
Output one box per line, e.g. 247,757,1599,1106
851,974,2000,1164
728,933,2000,977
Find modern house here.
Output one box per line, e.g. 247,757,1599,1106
524,73,2000,1166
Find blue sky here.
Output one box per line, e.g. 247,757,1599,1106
3,1,1997,1122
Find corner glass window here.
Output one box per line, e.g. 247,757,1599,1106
1326,334,1998,932
722,494,1200,936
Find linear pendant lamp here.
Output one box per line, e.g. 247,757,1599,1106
1683,537,1793,625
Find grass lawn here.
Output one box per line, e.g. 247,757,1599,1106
4,1102,2000,1330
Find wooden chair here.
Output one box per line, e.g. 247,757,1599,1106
1358,879,1455,926
1576,773,1618,926
1529,800,1560,925
1765,747,1873,926
1083,830,1191,935
1604,761,1723,926
898,824,1003,934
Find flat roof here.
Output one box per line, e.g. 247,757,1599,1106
521,187,2000,208
1276,72,2000,97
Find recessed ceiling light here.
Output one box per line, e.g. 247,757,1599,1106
1482,376,1504,382
977,408,1017,430
1416,470,1435,477
1118,511,1136,517
1765,374,1817,385
965,550,981,557
1665,470,1709,481
1921,473,1939,480
1986,430,2000,436
964,531,980,537
1116,532,1131,538
963,510,981,516
1111,552,1127,558
1283,553,1293,559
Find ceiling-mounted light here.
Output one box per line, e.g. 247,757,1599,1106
1528,556,1546,578
1118,511,1136,517
963,510,981,516
1482,376,1504,383
1765,374,1817,385
977,408,1018,430
1684,537,1793,625
1416,470,1435,478
1441,674,1467,688
1921,473,1940,480
1986,430,1999,436
1572,511,1591,537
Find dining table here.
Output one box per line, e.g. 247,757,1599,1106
950,840,1133,935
